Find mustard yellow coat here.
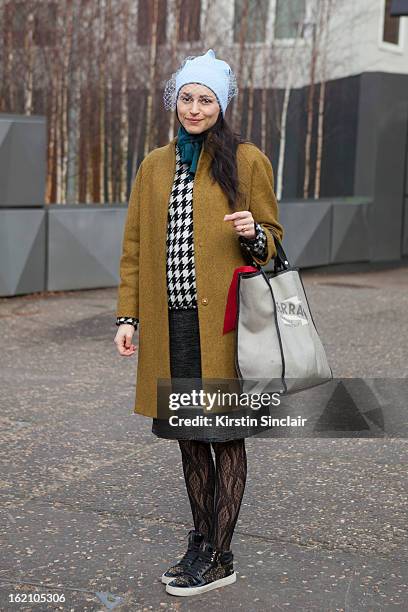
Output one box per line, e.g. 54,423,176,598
116,135,284,418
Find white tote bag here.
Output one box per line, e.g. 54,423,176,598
234,238,333,395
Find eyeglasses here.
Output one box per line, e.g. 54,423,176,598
179,94,215,105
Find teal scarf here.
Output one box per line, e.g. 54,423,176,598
176,125,206,176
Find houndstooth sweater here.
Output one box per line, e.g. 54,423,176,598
116,144,267,331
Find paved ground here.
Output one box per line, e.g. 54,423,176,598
0,263,407,611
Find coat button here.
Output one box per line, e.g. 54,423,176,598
201,297,209,305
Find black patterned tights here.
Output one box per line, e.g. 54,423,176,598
178,438,247,552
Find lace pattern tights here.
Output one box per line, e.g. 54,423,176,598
178,438,247,552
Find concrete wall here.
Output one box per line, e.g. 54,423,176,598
0,199,372,297
243,71,408,262
354,72,408,261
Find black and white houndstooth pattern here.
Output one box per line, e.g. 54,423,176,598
239,221,267,260
166,145,198,309
116,144,268,330
116,316,138,329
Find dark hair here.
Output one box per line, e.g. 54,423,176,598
204,113,251,211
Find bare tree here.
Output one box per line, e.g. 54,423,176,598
167,0,181,143
105,0,114,202
119,1,129,201
314,0,333,199
303,6,318,199
144,0,160,156
245,46,256,141
276,20,304,202
1,2,16,111
260,40,270,153
66,0,81,203
23,9,35,114
232,0,250,133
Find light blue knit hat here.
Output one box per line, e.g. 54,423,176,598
163,49,238,117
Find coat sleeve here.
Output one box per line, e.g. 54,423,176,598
116,161,144,319
245,150,284,267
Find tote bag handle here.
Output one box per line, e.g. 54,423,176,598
242,231,289,273
272,235,290,273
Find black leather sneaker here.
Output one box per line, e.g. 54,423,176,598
161,530,204,585
165,540,236,596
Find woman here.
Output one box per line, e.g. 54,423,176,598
114,49,283,597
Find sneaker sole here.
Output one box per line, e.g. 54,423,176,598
166,571,237,596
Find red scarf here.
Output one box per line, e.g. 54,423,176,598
223,266,258,334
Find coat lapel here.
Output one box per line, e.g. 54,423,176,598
153,137,177,310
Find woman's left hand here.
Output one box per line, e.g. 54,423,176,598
224,211,256,239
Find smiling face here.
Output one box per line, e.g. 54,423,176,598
176,83,221,134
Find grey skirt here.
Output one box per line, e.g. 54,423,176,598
151,307,273,442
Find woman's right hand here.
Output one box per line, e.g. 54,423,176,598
114,324,137,357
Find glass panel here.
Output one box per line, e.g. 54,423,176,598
383,0,400,44
274,0,306,39
233,0,270,43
